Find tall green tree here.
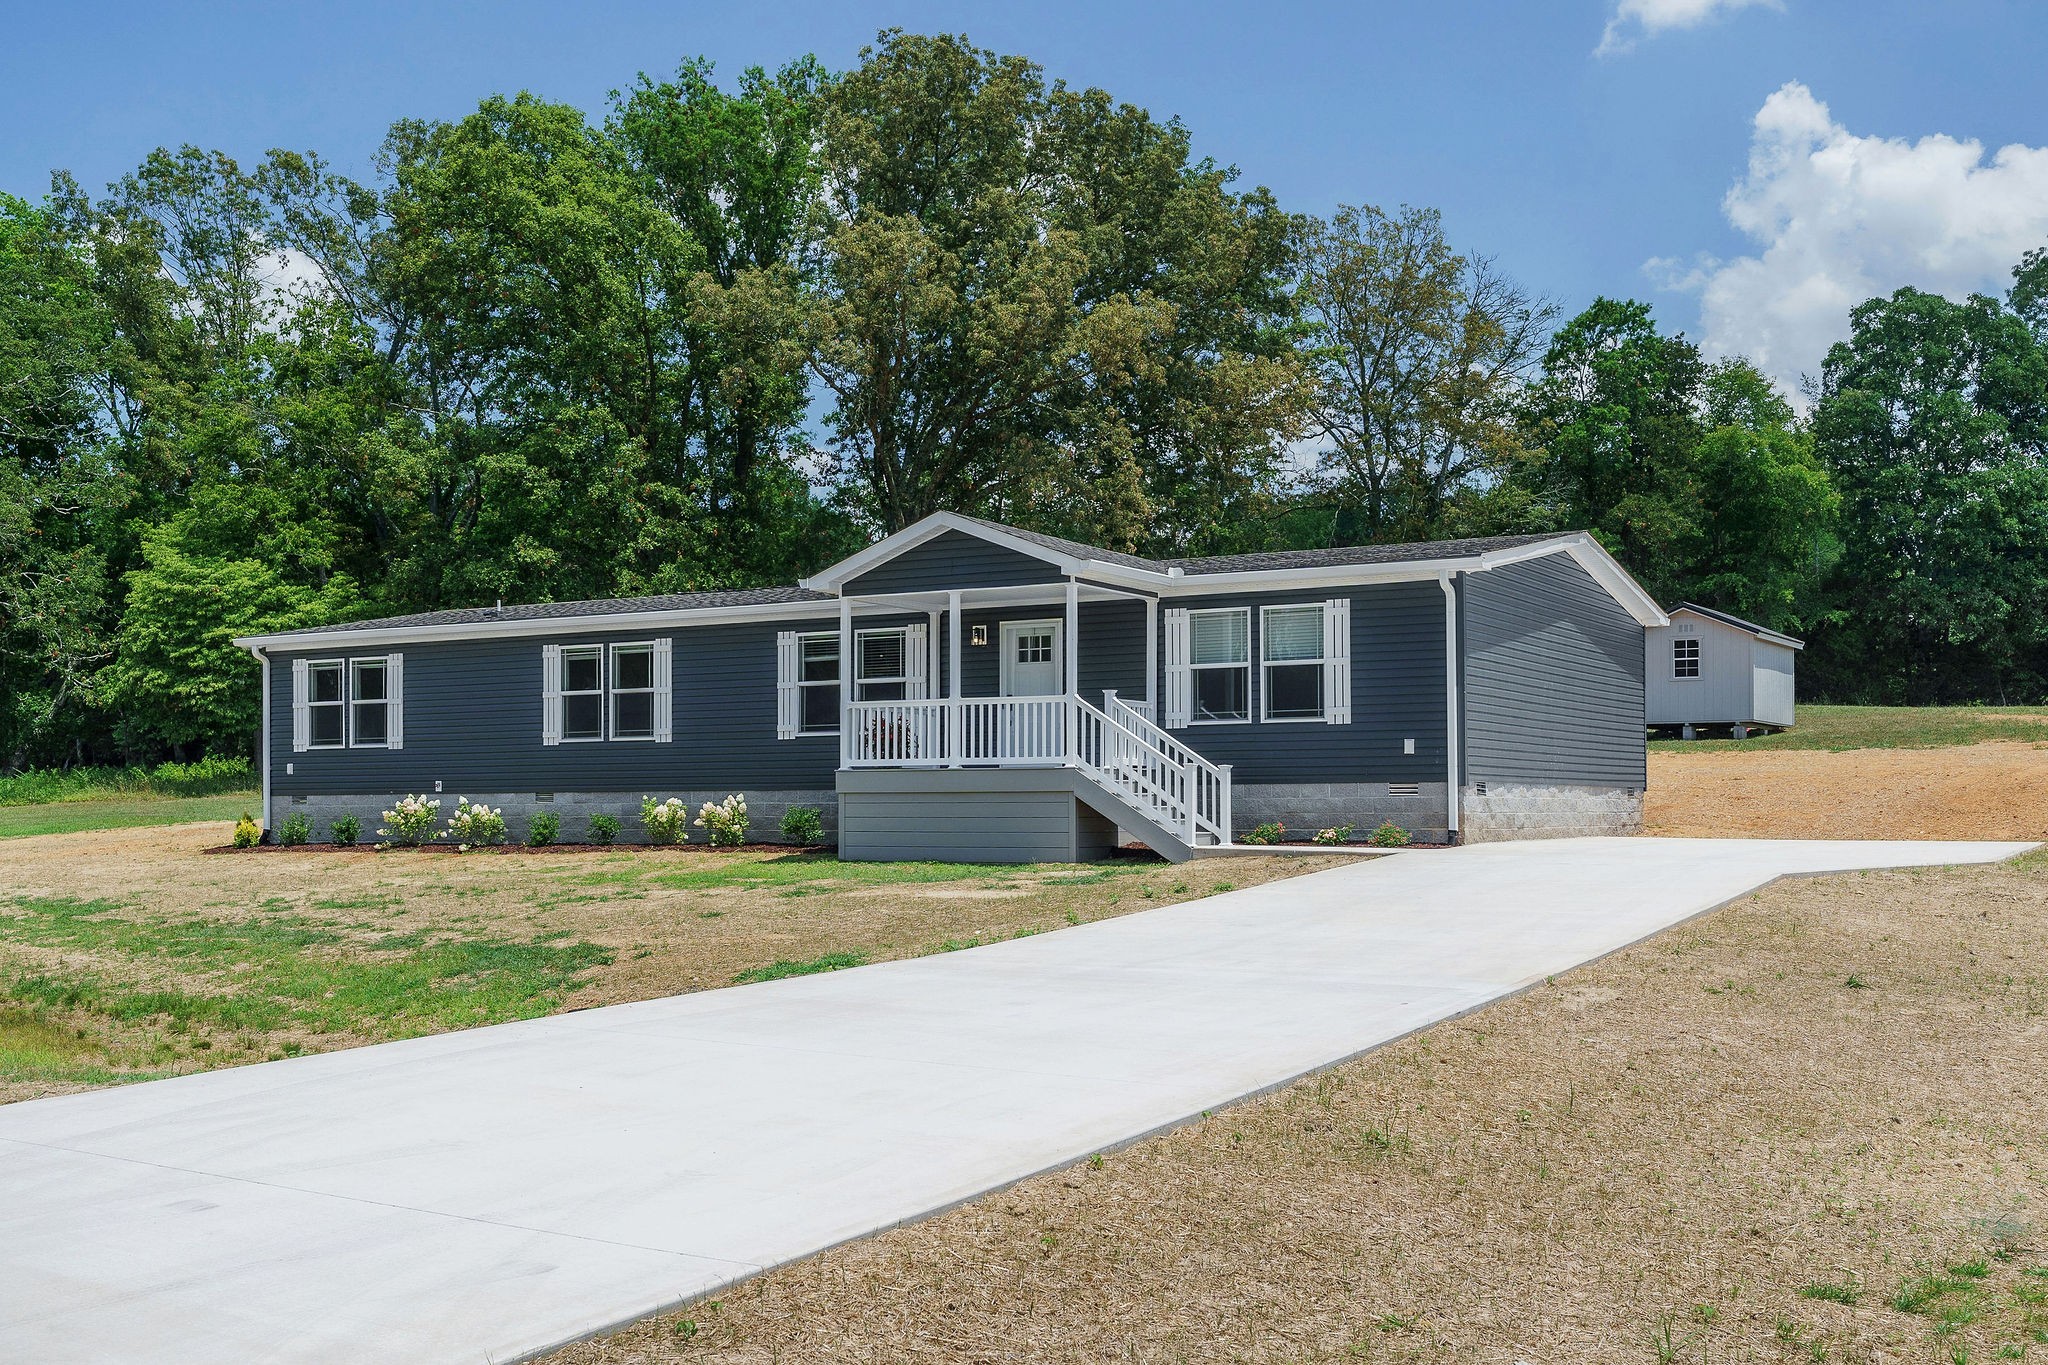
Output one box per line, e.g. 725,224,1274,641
1808,285,2048,702
1298,203,1551,545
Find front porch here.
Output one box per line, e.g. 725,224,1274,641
825,580,1228,859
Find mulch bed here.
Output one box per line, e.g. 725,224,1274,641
203,841,827,857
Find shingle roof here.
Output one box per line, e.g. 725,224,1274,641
263,585,832,638
1167,533,1562,575
949,514,1168,573
1673,601,1805,647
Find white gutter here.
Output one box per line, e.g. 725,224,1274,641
232,596,844,652
1439,572,1460,840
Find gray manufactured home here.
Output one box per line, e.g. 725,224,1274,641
235,514,1667,861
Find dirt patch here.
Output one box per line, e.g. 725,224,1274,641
0,823,1339,1105
1649,739,2048,840
546,854,2048,1365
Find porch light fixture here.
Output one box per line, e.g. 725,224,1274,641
971,625,989,646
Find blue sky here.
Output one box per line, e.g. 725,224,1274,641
5,0,2045,391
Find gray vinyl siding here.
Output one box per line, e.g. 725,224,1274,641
1460,554,1647,789
265,617,890,796
845,530,1064,593
837,769,1119,863
945,599,1147,706
1153,581,1448,786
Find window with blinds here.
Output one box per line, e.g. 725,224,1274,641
1261,604,1326,721
1189,607,1250,722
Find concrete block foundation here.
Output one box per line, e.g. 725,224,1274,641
1458,782,1644,843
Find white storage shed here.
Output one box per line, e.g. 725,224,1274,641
1645,603,1803,737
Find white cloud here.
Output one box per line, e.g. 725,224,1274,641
1662,83,2048,395
1597,0,1779,55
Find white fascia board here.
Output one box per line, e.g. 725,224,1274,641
231,598,843,653
1159,560,1487,595
1668,606,1804,650
1477,535,1668,628
802,512,1174,592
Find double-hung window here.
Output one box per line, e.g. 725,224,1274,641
1260,604,1326,722
610,643,657,740
306,661,346,748
544,640,671,744
1189,608,1250,723
350,659,392,746
856,629,910,701
1672,637,1700,679
559,645,604,741
293,653,403,751
797,634,841,733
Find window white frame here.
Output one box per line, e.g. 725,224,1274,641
349,658,392,748
305,659,346,749
1187,607,1251,725
855,626,912,702
607,642,659,740
1259,603,1327,723
795,631,842,734
1672,636,1701,679
557,644,605,742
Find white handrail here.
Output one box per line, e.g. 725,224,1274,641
841,693,1232,846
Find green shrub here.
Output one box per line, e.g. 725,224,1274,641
587,813,621,845
527,811,560,847
278,811,311,846
1241,821,1285,846
1312,823,1355,846
695,794,749,847
378,794,441,847
1366,820,1411,848
330,813,360,847
779,805,825,845
232,813,261,848
641,795,688,844
0,754,257,806
446,798,508,848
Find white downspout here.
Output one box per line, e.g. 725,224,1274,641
1438,572,1460,840
839,596,853,769
947,590,963,767
249,645,272,837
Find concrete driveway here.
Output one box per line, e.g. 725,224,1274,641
0,836,2031,1363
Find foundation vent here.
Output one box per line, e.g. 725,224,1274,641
1474,781,1488,796
1387,782,1420,797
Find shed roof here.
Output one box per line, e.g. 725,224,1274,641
1671,602,1805,649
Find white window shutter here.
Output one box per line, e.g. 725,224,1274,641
1163,608,1192,729
652,638,673,742
291,657,310,752
1324,598,1352,724
386,653,405,749
774,631,800,740
541,643,562,746
906,622,929,699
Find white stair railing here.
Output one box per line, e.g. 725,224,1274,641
840,692,1233,847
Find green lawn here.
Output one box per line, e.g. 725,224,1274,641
1650,703,2048,753
0,793,256,840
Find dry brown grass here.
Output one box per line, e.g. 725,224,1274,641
548,853,2048,1365
1648,740,2048,841
0,823,1341,1105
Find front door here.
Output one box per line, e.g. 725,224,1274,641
997,619,1065,761
1000,619,1063,696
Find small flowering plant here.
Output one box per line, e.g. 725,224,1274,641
695,794,749,847
1312,823,1356,846
641,795,689,845
379,794,441,848
446,798,507,848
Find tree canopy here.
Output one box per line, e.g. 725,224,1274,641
2,30,2043,769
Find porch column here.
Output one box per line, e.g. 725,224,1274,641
947,590,963,767
1064,578,1080,766
839,596,853,768
1145,595,1158,711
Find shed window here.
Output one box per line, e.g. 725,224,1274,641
1261,605,1326,721
307,662,345,748
1189,608,1250,723
350,659,390,746
560,646,604,740
1672,637,1700,679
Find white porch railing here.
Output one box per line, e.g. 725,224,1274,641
843,693,1231,846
